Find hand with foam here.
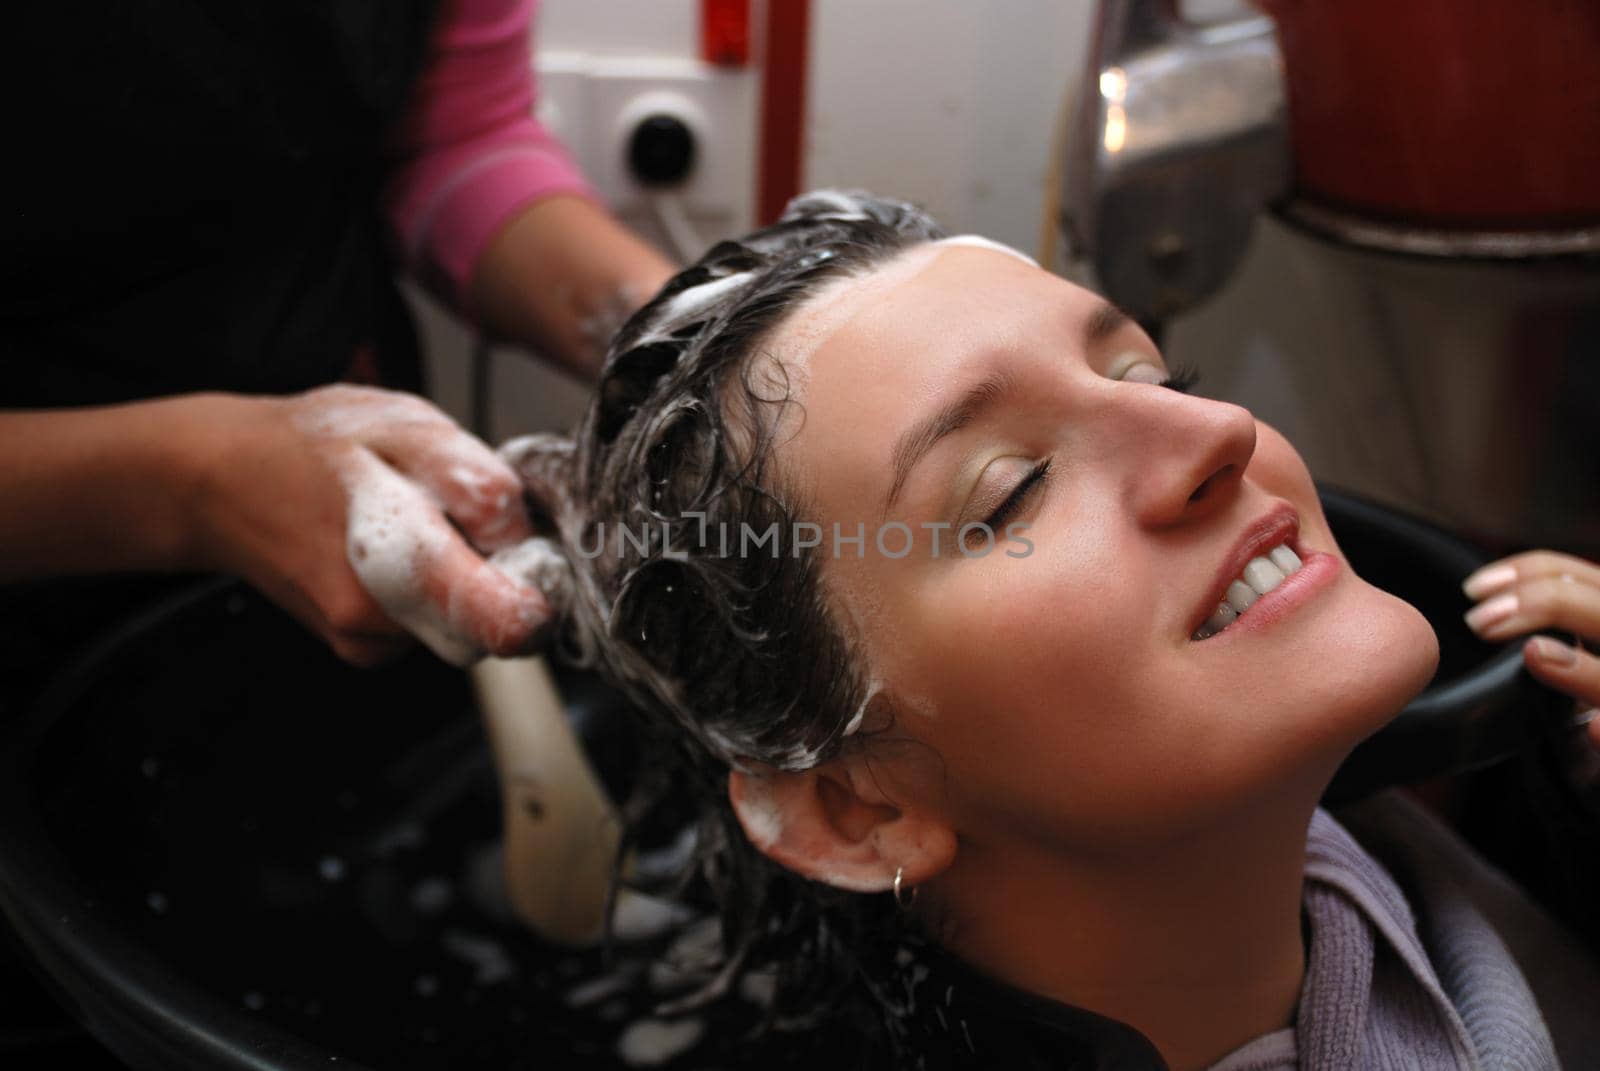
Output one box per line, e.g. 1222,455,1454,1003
1463,549,1600,745
188,384,550,666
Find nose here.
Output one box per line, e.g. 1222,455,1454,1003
1123,389,1258,529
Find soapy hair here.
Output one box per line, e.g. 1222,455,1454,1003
501,190,946,1051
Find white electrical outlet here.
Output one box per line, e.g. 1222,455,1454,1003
535,53,757,228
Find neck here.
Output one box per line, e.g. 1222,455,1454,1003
935,782,1324,1071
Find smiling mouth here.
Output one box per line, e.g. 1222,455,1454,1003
1190,542,1306,641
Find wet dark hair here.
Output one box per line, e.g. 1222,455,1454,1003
502,190,948,1052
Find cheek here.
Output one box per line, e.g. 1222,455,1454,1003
909,533,1147,707
884,543,1176,832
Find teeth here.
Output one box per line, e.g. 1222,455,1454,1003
1269,545,1302,574
1191,541,1304,641
1242,557,1287,595
1199,601,1238,638
1225,579,1258,612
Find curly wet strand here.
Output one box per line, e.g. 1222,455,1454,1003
506,190,948,1059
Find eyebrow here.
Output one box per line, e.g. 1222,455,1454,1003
1085,300,1133,345
881,300,1132,514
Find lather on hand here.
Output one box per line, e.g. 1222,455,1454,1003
189,384,552,666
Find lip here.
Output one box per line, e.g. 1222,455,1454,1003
1186,502,1336,642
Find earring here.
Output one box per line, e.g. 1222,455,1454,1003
893,866,918,910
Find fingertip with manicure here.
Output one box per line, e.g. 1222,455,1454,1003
1464,592,1519,637
1462,562,1517,601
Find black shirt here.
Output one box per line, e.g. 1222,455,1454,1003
3,0,441,408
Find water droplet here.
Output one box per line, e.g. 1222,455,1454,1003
145,891,168,915
243,991,266,1011
414,974,439,998
318,856,346,882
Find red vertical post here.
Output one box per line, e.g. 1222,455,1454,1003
757,0,810,225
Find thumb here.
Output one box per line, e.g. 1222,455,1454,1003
341,448,548,664
1523,636,1600,713
418,536,554,660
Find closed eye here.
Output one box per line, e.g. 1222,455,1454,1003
1158,364,1201,394
979,458,1053,537
967,363,1197,549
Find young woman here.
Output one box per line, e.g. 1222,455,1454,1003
502,191,1600,1070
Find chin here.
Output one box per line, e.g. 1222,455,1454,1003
1366,587,1440,715
1139,579,1439,840
1302,579,1441,758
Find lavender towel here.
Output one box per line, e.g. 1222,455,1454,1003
1208,791,1600,1071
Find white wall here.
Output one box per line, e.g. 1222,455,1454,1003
536,0,700,56
805,0,1095,255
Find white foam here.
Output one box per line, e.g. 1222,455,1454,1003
439,929,517,987
564,968,639,1009
293,385,443,440
842,677,883,737
935,233,1039,267
609,890,696,942
423,436,528,553
488,537,572,611
577,281,645,354
790,189,873,221
653,270,755,326
773,740,828,769
730,774,785,849
444,460,518,542
340,449,477,666
616,1017,705,1067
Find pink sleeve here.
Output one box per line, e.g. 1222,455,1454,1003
384,0,598,316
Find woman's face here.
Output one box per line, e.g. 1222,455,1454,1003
765,242,1440,857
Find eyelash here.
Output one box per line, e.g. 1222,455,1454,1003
1158,363,1202,394
983,457,1052,532
978,364,1201,534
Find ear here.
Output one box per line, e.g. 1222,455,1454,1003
728,756,956,894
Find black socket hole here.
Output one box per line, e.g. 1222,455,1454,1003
627,114,696,187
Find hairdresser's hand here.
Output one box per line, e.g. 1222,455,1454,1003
1463,550,1600,745
186,385,551,666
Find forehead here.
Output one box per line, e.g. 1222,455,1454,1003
765,241,1039,380
763,245,1091,506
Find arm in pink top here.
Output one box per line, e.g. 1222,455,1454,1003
384,0,597,317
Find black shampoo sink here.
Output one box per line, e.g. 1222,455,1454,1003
0,487,1577,1069
0,582,731,1071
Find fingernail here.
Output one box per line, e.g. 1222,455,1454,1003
1464,592,1518,634
1462,563,1516,600
1528,636,1578,667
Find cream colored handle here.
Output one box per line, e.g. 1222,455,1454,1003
470,656,622,946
